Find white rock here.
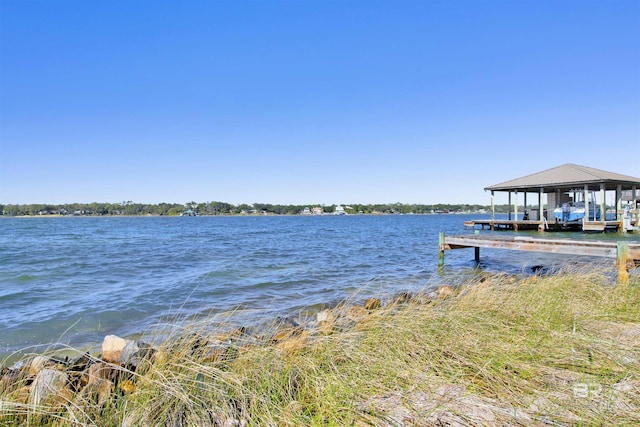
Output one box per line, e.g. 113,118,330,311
102,335,129,363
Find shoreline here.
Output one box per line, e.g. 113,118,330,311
0,283,438,364
1,211,491,218
1,256,634,363
2,268,639,425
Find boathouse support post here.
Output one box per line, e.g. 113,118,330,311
538,188,545,231
514,191,519,230
584,185,590,222
491,191,495,230
438,232,445,266
508,192,512,221
616,184,623,228
633,186,638,227
491,192,495,219
600,183,606,223
617,241,629,284
631,185,640,227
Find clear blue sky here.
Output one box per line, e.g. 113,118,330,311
1,0,638,206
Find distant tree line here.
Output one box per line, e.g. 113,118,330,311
0,201,519,217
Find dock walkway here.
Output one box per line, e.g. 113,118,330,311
463,219,622,232
439,233,640,282
464,219,545,231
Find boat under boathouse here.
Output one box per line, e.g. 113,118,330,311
465,163,640,232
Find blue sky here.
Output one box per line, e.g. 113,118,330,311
1,0,638,206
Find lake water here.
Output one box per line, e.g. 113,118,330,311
1,214,635,358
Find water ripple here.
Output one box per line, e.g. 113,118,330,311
2,215,631,357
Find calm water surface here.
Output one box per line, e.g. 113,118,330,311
1,215,636,357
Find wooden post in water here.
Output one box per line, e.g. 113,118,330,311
438,232,445,266
617,241,629,284
474,229,480,262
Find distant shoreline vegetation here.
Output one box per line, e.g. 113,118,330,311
0,202,519,217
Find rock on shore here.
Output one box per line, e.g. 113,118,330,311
0,287,445,415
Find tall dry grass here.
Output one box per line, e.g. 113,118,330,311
1,266,639,426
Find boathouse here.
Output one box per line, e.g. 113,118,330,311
469,163,640,232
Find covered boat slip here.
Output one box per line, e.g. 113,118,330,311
473,163,640,233
441,164,640,282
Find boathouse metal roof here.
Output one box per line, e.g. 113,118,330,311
484,163,640,192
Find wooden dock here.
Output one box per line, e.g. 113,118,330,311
464,219,622,232
464,219,545,231
438,232,640,282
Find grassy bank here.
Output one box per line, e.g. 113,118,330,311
2,268,639,426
